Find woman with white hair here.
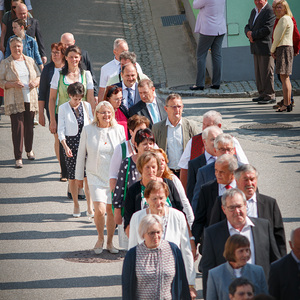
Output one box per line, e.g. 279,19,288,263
75,101,125,254
122,214,191,300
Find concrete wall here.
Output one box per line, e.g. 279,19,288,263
182,0,300,81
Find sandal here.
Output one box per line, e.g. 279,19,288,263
276,104,291,112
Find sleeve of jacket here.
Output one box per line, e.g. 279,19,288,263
268,261,281,298
267,219,281,263
187,160,196,203
75,126,87,180
123,182,140,230
165,178,184,212
245,10,255,35
206,270,218,300
191,169,205,212
209,196,225,226
202,227,217,299
272,199,286,257
38,64,51,101
33,19,46,57
122,247,137,300
82,50,98,96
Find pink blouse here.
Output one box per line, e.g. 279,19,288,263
115,108,128,139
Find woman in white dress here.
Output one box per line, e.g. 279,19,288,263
75,101,126,254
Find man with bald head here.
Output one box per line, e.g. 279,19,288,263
115,63,141,109
2,3,46,63
269,228,300,299
60,33,98,98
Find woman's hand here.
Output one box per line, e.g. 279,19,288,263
5,80,24,89
114,208,123,225
29,78,39,89
64,145,73,157
76,180,84,189
49,119,57,134
271,52,276,59
39,113,45,127
190,239,199,261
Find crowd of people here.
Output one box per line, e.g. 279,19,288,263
0,0,299,299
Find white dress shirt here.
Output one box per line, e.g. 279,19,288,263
228,217,255,264
122,82,136,109
166,118,183,169
247,193,258,218
218,179,236,196
99,58,120,88
178,136,248,169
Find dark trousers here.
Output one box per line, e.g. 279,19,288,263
10,103,34,160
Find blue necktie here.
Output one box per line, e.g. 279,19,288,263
149,102,159,123
127,88,134,108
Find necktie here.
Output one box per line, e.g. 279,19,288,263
149,102,159,123
225,184,232,190
127,88,134,108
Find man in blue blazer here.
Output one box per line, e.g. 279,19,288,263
201,188,281,299
128,79,167,128
116,63,141,109
269,227,300,300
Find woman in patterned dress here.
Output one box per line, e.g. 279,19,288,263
75,101,125,254
122,214,191,300
57,82,93,218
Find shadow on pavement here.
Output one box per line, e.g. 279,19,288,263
0,275,121,290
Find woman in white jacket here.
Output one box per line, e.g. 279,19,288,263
76,101,126,254
128,180,197,299
58,82,93,218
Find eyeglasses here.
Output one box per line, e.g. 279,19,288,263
166,105,182,109
217,147,234,152
111,97,124,102
226,204,245,212
147,231,162,237
97,111,112,115
51,51,61,56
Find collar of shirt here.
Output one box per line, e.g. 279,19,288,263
166,117,182,128
220,179,237,191
122,81,136,92
228,216,255,234
291,251,300,264
248,192,257,203
113,58,120,66
146,97,158,107
255,2,267,14
204,150,216,164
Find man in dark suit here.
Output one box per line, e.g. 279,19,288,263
186,125,222,202
269,228,300,300
209,164,286,257
3,3,47,63
116,63,141,109
192,154,238,249
60,33,98,99
152,93,199,177
128,79,167,128
201,188,281,299
245,0,276,104
191,133,236,210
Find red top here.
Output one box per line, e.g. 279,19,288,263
115,108,128,139
273,16,300,55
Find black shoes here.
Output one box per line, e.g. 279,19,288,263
190,85,204,91
210,85,220,89
252,97,264,102
257,99,276,104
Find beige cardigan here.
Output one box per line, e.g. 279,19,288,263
0,55,40,116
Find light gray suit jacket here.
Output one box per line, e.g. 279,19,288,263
207,262,268,300
152,117,199,153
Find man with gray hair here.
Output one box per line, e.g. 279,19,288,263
186,125,222,202
192,154,238,249
128,79,167,128
178,110,248,190
201,188,281,298
106,51,146,86
209,164,286,256
191,133,239,210
98,39,143,101
269,227,300,299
